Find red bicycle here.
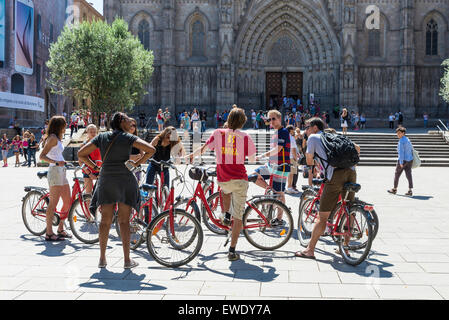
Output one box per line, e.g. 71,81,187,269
182,165,294,250
21,164,101,244
138,160,204,268
297,179,375,265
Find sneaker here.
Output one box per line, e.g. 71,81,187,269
291,188,300,194
286,188,294,194
270,218,286,227
228,252,240,261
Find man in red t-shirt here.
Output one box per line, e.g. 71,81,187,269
190,107,256,261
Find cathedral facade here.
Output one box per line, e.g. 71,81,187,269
104,0,449,120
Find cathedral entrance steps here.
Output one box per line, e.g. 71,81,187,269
143,130,449,167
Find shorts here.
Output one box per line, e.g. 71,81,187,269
157,119,164,125
48,166,69,187
217,179,249,220
255,164,289,193
320,168,357,212
290,159,298,175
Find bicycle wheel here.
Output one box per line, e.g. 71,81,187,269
146,209,203,268
243,198,293,251
297,197,319,248
201,192,227,235
336,209,374,266
298,188,317,214
69,194,101,244
116,201,159,250
22,190,48,236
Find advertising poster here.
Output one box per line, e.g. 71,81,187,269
15,0,34,74
0,0,5,66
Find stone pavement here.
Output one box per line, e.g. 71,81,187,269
1,165,449,300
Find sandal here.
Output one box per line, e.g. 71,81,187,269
124,259,139,269
387,188,397,195
294,251,316,260
405,190,413,196
98,259,107,268
45,233,65,242
57,230,73,239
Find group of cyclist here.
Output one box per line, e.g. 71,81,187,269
38,106,361,268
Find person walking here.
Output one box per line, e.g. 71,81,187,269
78,112,155,269
200,111,207,132
27,134,38,167
163,108,171,128
1,134,10,167
388,127,414,196
39,116,73,241
188,107,257,261
397,111,404,126
12,135,22,167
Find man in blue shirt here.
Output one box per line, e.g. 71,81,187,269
388,127,414,196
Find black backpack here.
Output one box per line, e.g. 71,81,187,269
316,132,359,174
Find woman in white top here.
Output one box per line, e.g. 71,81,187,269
39,116,72,241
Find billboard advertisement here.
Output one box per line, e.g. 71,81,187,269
0,92,44,112
0,0,5,67
15,0,34,75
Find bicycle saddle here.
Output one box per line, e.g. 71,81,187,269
343,183,361,193
37,171,48,179
248,174,258,183
141,184,157,192
312,179,324,186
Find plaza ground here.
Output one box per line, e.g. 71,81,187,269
1,164,449,300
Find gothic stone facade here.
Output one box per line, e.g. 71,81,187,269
104,0,449,120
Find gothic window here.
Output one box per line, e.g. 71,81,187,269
138,20,150,50
368,30,380,57
191,20,206,59
426,19,438,56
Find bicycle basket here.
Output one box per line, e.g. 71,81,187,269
189,167,208,182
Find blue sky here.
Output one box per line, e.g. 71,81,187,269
88,0,103,15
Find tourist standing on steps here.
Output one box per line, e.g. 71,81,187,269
78,112,155,269
389,113,395,129
39,116,72,241
12,135,22,167
423,112,429,129
340,108,349,135
388,127,414,197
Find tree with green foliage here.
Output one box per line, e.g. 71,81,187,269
47,18,154,116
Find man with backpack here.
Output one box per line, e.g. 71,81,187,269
295,117,360,260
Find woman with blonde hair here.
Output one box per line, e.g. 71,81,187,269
79,124,101,201
145,126,184,188
39,116,72,241
340,108,349,135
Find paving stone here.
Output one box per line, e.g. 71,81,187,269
374,285,443,300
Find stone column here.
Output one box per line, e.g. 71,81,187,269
160,1,176,115
216,0,235,112
339,0,358,109
398,0,415,119
103,0,121,23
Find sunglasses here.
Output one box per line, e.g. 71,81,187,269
304,126,311,130
269,118,278,122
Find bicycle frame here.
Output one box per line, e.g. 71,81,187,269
30,172,89,221
186,175,270,232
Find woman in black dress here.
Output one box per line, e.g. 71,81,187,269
78,112,155,269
